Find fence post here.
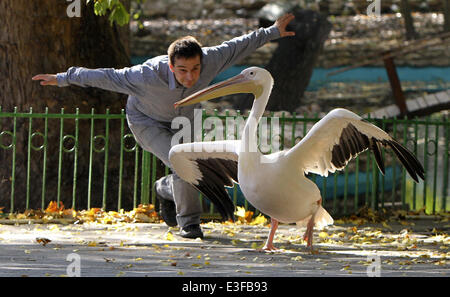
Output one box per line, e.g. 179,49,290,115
141,150,151,205
443,115,449,212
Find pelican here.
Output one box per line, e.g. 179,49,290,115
169,67,425,251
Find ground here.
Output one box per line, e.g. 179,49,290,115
0,214,448,277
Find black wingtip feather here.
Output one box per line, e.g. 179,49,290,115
192,158,238,221
370,138,385,175
390,140,425,180
388,140,424,183
332,123,424,184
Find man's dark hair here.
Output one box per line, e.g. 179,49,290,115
168,36,203,66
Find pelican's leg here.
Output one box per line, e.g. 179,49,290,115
259,217,279,252
303,199,322,253
303,214,315,252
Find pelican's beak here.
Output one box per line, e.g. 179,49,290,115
174,73,262,108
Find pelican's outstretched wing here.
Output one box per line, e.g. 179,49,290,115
287,108,425,182
169,140,240,221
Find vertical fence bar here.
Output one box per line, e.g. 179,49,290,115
371,153,378,210
309,114,317,184
432,122,439,214
413,117,419,210
291,112,296,147
41,108,48,210
333,172,338,214
354,156,359,213
380,117,387,209
118,109,125,211
10,107,17,213
26,107,33,209
401,121,408,209
392,118,398,208
151,154,157,206
134,146,140,208
198,110,205,209
87,108,95,209
442,115,449,212
141,151,149,205
102,109,110,209
364,115,371,208
141,150,151,205
423,116,429,210
365,150,371,207
57,108,64,205
72,108,79,209
209,109,220,215
343,166,349,214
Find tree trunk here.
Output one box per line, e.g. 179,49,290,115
0,0,139,212
444,0,450,32
400,0,418,40
233,8,331,112
265,8,331,112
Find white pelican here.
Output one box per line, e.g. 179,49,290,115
169,67,425,251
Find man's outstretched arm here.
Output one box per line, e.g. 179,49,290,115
32,65,150,97
203,13,295,74
32,74,57,86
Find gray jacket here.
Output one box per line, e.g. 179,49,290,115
57,25,280,126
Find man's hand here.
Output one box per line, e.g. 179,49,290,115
275,13,296,37
32,74,58,86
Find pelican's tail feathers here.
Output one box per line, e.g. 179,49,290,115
296,206,334,230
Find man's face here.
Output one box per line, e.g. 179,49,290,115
169,56,201,88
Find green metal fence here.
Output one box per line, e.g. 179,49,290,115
0,107,448,216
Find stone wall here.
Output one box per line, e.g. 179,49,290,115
131,11,450,67
135,0,447,19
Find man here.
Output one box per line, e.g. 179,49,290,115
33,13,295,239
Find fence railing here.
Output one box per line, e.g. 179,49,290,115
0,107,448,217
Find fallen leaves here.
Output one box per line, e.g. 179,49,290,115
36,237,51,246
3,201,161,225
165,231,174,241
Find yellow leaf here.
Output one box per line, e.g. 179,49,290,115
244,210,254,223
231,239,242,246
382,221,392,230
177,271,184,275
134,257,143,261
319,232,329,239
234,206,246,218
251,242,263,249
250,214,267,225
165,232,174,241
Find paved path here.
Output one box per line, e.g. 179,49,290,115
0,218,448,278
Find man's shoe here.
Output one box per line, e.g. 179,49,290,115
179,224,204,239
159,198,177,227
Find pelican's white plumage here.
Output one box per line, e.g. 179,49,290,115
169,67,425,251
